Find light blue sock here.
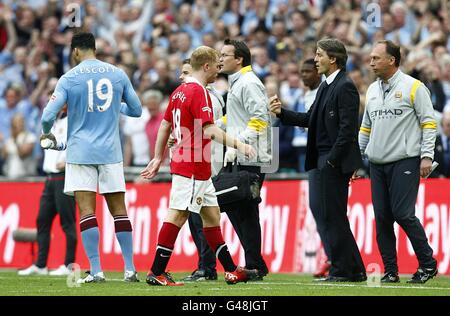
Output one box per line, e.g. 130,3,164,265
116,231,135,271
81,227,102,275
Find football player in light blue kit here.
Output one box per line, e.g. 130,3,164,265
41,32,142,283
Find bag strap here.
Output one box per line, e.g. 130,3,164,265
231,157,239,173
223,158,239,173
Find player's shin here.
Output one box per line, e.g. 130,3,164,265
80,215,102,275
114,215,135,272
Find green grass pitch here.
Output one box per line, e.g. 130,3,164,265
1,270,449,296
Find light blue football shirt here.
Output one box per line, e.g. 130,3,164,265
41,59,142,164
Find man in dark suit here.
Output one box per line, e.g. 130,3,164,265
270,38,366,282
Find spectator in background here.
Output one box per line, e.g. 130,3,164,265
269,19,288,62
151,59,180,97
413,59,446,113
13,6,36,47
143,89,165,162
439,54,450,105
252,46,271,81
221,0,243,27
133,51,153,87
291,60,319,166
182,9,214,48
348,68,369,123
202,32,218,49
1,113,37,178
176,32,194,62
279,67,302,111
267,78,298,173
288,9,316,45
0,6,18,94
123,92,151,168
432,110,450,178
251,24,277,61
0,84,39,146
241,0,271,37
0,46,27,97
385,1,416,47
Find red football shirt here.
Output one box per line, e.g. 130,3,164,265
163,77,214,180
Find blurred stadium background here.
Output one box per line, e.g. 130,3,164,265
0,0,450,294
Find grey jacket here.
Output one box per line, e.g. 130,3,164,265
359,70,437,164
219,66,272,166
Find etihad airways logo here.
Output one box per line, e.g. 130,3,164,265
370,108,403,120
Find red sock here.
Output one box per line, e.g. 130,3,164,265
157,222,180,249
203,226,225,250
151,222,180,275
203,226,236,272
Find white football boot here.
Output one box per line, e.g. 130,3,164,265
18,264,48,276
77,271,106,284
124,270,139,282
49,265,71,276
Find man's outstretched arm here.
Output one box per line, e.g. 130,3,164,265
203,123,256,160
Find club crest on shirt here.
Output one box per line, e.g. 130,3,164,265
196,197,203,205
395,91,402,99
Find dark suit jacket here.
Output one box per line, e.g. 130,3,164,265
278,71,363,174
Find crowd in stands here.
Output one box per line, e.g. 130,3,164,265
1,0,450,178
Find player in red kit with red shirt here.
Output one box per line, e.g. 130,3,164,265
141,46,258,286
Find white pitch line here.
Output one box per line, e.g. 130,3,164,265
98,279,450,291
305,282,450,291
219,281,450,291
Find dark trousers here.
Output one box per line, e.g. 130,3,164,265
188,213,216,273
370,157,436,273
308,169,331,260
36,174,77,268
317,155,365,278
225,165,268,275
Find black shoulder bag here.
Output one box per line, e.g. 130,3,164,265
211,162,260,212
